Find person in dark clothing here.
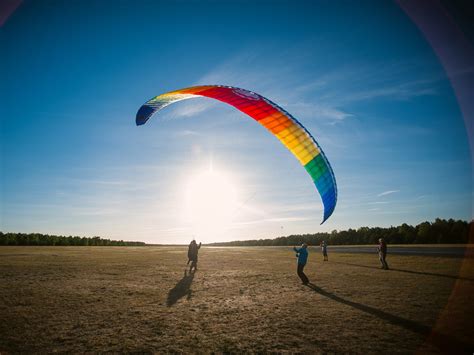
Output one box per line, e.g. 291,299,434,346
293,243,309,285
320,240,328,261
187,240,201,272
377,238,389,270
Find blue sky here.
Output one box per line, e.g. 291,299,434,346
1,0,471,243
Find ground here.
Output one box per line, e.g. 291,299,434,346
0,246,473,353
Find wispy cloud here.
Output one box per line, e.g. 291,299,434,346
174,130,201,137
60,178,130,187
188,49,442,130
285,102,352,123
192,50,353,125
290,60,441,109
340,81,438,103
377,190,400,197
161,99,217,120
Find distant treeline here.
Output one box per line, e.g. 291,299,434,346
0,232,145,246
209,218,473,246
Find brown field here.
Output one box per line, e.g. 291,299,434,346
0,246,473,353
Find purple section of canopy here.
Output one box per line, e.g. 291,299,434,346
0,0,22,27
397,0,474,219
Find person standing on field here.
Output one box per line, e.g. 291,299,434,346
320,240,328,261
187,239,201,272
293,243,309,285
377,238,389,270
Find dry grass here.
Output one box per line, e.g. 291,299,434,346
0,246,473,353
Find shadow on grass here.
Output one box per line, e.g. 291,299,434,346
306,283,472,353
333,261,474,282
166,269,195,307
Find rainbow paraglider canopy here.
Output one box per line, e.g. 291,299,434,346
136,85,337,223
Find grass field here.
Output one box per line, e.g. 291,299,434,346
1,246,473,353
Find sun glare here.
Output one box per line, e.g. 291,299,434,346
184,169,238,240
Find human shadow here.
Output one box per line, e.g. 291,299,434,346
333,261,474,282
166,269,195,307
306,283,472,353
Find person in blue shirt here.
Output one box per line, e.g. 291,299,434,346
293,243,309,285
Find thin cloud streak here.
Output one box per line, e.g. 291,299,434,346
378,190,400,197
193,50,353,125
189,50,442,131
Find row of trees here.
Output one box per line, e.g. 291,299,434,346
0,233,145,246
1,219,471,247
209,218,473,246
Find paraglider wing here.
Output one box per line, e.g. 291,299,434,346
136,85,337,223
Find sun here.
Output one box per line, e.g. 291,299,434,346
183,169,238,240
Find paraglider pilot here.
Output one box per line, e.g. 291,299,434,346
188,240,201,272
293,243,309,285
